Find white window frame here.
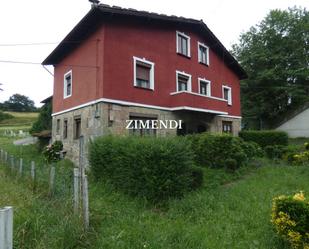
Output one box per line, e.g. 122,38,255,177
222,85,232,105
176,70,192,92
176,31,191,57
198,42,209,65
133,56,155,90
63,70,72,99
198,78,211,96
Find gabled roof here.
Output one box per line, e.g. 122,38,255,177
276,102,309,128
42,4,247,79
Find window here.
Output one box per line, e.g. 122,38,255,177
198,78,211,96
176,31,190,57
133,57,154,90
129,116,157,136
64,70,72,98
176,71,192,92
222,121,233,134
63,119,68,139
198,42,209,65
222,86,232,105
74,116,81,139
56,119,60,134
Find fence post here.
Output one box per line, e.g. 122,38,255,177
31,161,35,180
19,158,23,176
10,156,14,171
82,174,89,230
0,206,13,249
73,168,80,214
49,165,55,196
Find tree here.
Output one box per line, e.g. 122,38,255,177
30,101,52,133
232,7,309,129
3,94,37,112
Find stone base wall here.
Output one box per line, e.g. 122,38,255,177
52,102,241,165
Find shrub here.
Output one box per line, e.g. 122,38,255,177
89,136,201,203
240,141,264,159
0,111,13,122
42,140,63,164
291,151,309,165
271,191,309,248
225,158,238,171
239,130,288,148
193,133,248,168
264,145,286,159
305,142,309,151
188,166,204,190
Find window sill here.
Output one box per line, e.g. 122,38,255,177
198,61,209,67
177,52,191,59
134,85,154,91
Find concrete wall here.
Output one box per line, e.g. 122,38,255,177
52,102,241,165
276,108,309,138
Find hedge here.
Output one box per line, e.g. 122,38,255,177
239,130,288,148
187,133,263,169
89,136,203,203
271,192,309,248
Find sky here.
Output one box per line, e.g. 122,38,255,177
0,0,308,107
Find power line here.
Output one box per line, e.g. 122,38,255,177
0,59,98,69
0,40,100,47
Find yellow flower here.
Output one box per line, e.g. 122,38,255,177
293,191,305,201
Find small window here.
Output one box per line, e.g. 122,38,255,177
223,86,232,105
222,121,233,134
198,42,209,65
199,79,211,96
64,70,72,98
134,57,154,90
74,116,81,139
176,31,190,57
176,71,192,92
129,116,157,137
56,119,60,135
63,119,68,139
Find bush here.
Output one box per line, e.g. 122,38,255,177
42,140,63,164
240,141,264,159
89,136,201,203
271,191,309,248
239,130,288,148
264,145,286,159
305,142,309,151
188,166,204,190
193,133,248,168
0,111,13,122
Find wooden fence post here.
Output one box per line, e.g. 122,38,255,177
31,161,35,180
49,165,55,196
19,158,23,176
82,174,89,230
73,168,80,214
0,206,13,249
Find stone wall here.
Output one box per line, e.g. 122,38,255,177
52,102,241,165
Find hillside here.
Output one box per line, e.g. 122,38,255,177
0,111,38,130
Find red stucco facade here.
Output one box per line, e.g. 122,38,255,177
51,11,242,118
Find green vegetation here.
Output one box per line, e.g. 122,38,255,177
239,130,289,148
89,136,202,203
0,111,38,129
0,111,13,122
188,133,263,169
0,93,37,112
30,101,52,134
271,192,309,248
1,134,308,249
232,7,309,129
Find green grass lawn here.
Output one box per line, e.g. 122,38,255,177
0,111,38,129
0,136,308,249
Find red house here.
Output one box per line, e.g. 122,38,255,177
43,4,246,162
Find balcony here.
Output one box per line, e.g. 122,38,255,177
170,91,228,115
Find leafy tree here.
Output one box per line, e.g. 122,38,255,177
30,101,52,133
3,94,37,112
232,7,309,129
